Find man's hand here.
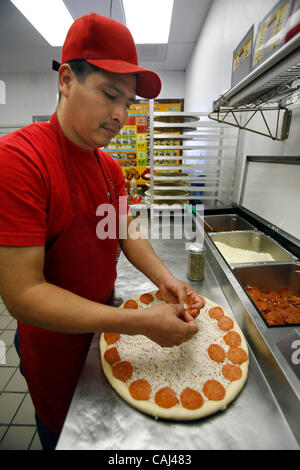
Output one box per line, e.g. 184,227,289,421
157,275,205,318
141,302,198,348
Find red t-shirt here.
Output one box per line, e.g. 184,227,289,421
0,113,127,247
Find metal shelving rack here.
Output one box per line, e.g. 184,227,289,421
209,32,300,141
148,102,240,209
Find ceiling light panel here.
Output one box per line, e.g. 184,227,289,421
123,0,174,44
10,0,73,46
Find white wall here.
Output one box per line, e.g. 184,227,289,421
156,70,185,100
0,69,184,127
184,0,300,205
0,73,58,126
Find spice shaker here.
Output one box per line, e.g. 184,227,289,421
187,243,206,281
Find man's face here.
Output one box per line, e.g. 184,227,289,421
61,68,137,150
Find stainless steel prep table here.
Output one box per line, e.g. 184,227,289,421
56,236,299,450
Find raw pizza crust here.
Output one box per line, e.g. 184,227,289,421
99,291,249,420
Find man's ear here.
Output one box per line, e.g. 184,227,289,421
58,64,75,99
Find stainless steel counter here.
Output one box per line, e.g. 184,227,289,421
56,236,299,450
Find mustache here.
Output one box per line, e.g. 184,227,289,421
101,123,121,134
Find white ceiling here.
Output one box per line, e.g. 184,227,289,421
0,0,212,74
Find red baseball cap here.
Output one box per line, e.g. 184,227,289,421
52,13,161,99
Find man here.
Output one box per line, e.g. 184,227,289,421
0,14,202,450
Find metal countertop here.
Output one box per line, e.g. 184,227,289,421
56,237,299,450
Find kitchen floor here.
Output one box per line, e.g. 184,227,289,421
0,297,42,450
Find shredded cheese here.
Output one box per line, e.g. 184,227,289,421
108,298,234,402
215,241,275,264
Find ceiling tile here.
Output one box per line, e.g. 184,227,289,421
0,0,210,74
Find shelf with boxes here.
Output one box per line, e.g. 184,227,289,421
103,100,183,204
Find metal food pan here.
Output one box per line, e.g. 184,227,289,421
233,262,300,327
233,262,300,295
209,230,296,265
204,214,256,232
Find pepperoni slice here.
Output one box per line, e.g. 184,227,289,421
227,347,248,364
222,364,242,381
207,344,226,362
187,295,205,309
203,380,225,401
187,295,194,307
185,295,205,317
154,387,178,408
217,315,234,331
188,309,198,317
223,331,241,347
180,388,204,410
104,332,121,345
129,379,151,401
140,293,154,304
124,299,139,309
209,306,224,320
112,361,133,382
104,347,121,365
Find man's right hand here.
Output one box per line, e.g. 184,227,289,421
140,303,199,348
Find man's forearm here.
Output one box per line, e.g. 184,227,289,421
6,280,199,348
7,280,143,335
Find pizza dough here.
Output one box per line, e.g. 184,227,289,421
99,290,249,421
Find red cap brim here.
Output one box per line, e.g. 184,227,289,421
87,59,161,99
52,58,161,99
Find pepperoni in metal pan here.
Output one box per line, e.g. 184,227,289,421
208,306,224,320
104,347,121,365
217,315,234,331
104,332,121,345
180,388,204,410
140,293,154,304
113,361,133,382
223,331,241,347
124,299,139,309
222,364,242,381
207,344,226,362
129,379,151,401
154,387,178,408
203,380,226,401
227,347,248,364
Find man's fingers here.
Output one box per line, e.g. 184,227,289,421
160,289,178,304
176,286,188,306
186,290,205,309
174,303,185,316
183,310,194,323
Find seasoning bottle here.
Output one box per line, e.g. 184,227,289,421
187,243,206,281
130,177,137,197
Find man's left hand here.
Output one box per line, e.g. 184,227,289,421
157,276,205,320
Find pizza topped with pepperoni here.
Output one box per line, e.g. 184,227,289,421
99,290,249,420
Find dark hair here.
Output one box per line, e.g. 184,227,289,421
57,59,103,102
67,59,102,82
